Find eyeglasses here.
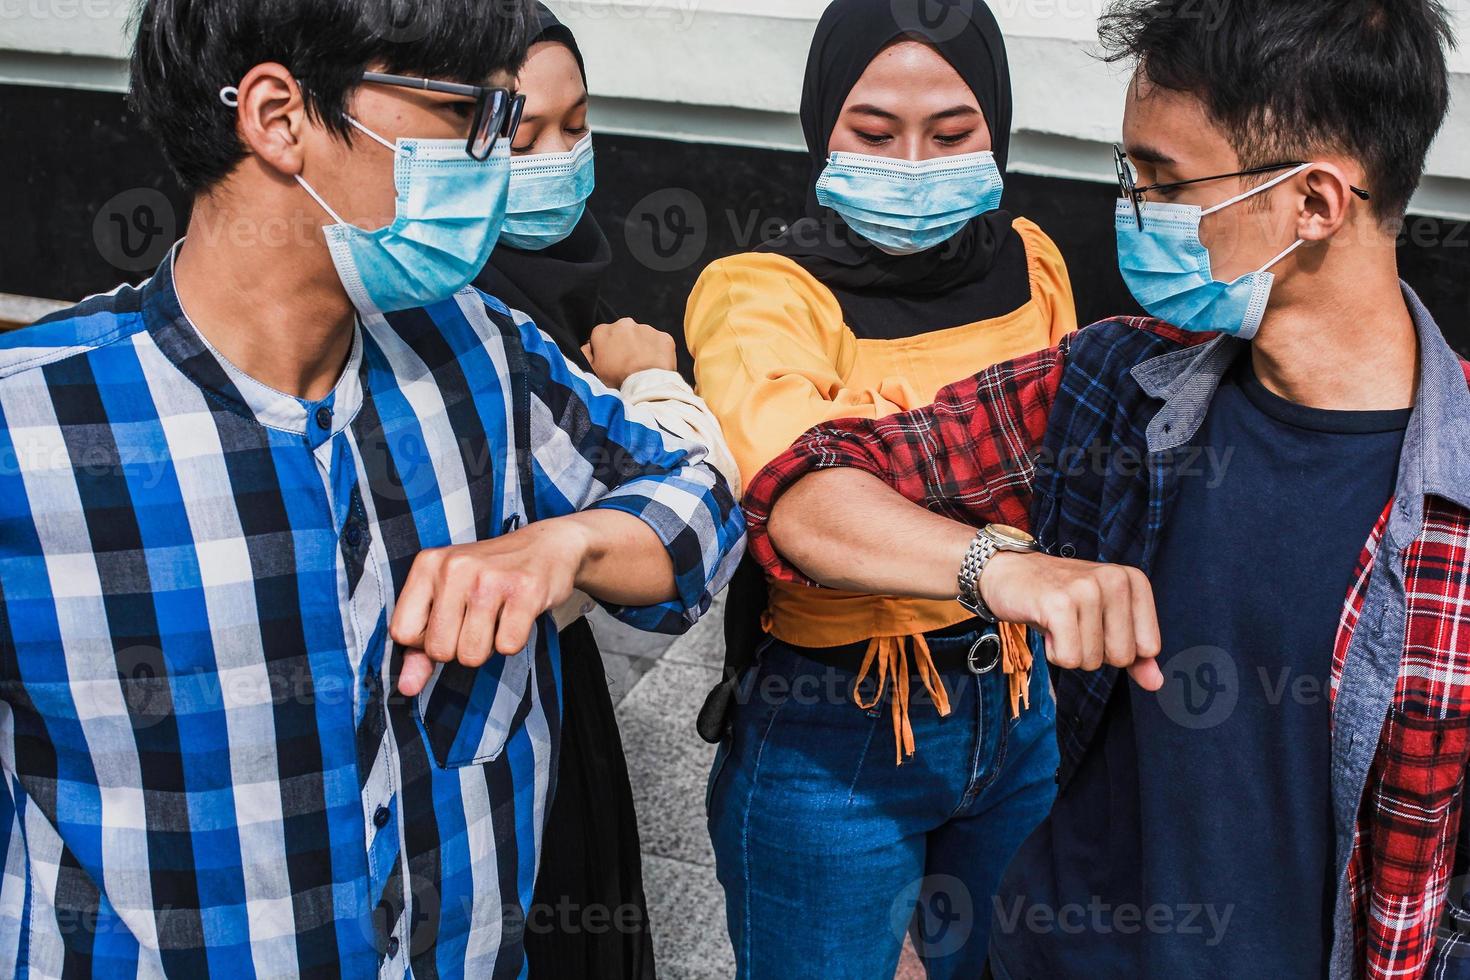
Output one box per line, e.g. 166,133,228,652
361,71,526,160
1113,144,1371,231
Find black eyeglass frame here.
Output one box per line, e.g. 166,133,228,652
361,71,526,160
1113,144,1371,231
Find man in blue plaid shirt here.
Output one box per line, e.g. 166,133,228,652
0,1,743,976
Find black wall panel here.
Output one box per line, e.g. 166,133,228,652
4,83,1466,370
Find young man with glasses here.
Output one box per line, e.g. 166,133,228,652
0,0,743,975
740,0,1466,976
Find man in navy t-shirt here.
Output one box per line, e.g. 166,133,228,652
991,354,1409,978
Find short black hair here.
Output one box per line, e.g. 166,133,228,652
1099,0,1455,219
129,0,537,191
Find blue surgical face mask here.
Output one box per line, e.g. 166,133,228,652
1115,163,1312,340
815,149,1005,256
294,115,511,317
501,134,595,251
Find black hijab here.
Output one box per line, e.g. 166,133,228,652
759,0,1028,337
474,4,612,369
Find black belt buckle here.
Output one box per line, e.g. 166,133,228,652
967,631,1002,675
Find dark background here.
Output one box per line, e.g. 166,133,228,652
5,82,1468,373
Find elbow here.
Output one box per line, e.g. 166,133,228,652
767,477,824,583
767,489,798,561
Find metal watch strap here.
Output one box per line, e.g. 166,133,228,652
957,530,1000,623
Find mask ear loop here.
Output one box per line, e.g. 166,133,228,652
1257,237,1307,274
294,174,348,226
301,116,406,225
1201,162,1315,217
1198,162,1315,276
217,82,360,228
346,116,411,157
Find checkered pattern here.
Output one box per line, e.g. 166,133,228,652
743,304,1470,979
0,253,744,979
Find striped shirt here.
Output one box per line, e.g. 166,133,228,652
0,251,744,979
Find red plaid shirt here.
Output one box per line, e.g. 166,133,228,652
742,296,1470,979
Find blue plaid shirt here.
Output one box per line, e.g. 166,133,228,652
0,252,744,979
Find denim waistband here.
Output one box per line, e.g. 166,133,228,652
771,622,1002,678
778,617,986,660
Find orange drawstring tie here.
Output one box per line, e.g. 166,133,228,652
999,620,1033,717
853,623,1035,765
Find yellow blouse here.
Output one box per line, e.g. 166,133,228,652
687,216,1077,649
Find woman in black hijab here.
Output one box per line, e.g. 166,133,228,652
476,7,609,365
476,7,740,979
688,0,1074,975
763,0,1025,330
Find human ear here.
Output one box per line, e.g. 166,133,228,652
1295,162,1357,244
231,62,311,178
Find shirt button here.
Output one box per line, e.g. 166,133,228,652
345,523,364,548
386,936,400,958
315,406,333,431
374,806,390,829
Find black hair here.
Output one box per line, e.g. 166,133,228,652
1099,0,1455,219
129,0,537,191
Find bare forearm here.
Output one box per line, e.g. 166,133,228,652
764,468,1166,691
767,468,974,600
563,509,677,606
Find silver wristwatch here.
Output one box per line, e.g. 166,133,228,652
957,524,1041,622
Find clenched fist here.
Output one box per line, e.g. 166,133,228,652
980,550,1165,690
390,518,590,697
582,317,677,389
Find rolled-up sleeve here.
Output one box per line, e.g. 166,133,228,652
741,341,1071,585
514,310,746,634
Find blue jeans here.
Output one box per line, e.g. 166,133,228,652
707,630,1059,979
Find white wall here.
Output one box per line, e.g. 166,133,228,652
2,0,1467,217
547,0,1470,218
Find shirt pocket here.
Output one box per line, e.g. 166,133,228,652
409,477,536,767
1368,710,1470,896
413,642,535,769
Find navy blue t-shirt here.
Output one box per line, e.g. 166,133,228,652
991,351,1410,979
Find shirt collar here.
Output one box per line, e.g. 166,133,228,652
1398,281,1470,511
1130,281,1470,511
141,243,365,444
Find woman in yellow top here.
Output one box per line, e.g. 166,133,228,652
690,1,1074,975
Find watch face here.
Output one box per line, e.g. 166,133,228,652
988,524,1037,549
